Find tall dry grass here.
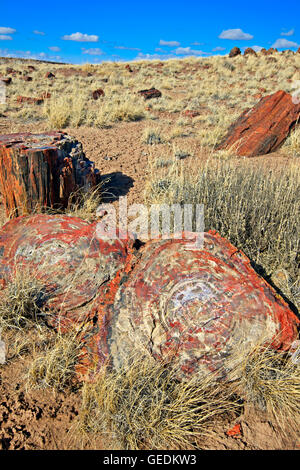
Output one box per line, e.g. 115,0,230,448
145,157,300,311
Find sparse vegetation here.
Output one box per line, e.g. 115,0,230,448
79,355,241,450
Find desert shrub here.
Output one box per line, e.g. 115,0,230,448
145,159,300,310
143,127,162,145
26,332,81,391
79,355,240,450
0,269,47,331
230,342,300,431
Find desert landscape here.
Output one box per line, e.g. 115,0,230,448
0,25,299,451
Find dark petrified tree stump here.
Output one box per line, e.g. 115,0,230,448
0,132,100,217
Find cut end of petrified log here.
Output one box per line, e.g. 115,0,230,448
0,132,101,217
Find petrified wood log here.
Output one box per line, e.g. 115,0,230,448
216,90,300,157
138,88,162,100
0,214,134,332
0,132,100,217
0,215,298,380
86,231,299,380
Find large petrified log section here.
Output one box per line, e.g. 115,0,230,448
0,215,298,379
217,90,300,157
0,214,134,331
0,132,100,217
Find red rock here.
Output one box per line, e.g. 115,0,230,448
125,64,133,72
266,47,278,55
92,88,105,100
87,231,299,381
260,48,268,55
0,214,134,333
0,132,100,216
138,88,162,100
217,90,300,157
16,96,43,105
40,92,51,99
226,423,242,438
27,65,36,72
229,47,241,58
0,77,12,85
183,110,200,118
45,72,55,79
244,48,257,56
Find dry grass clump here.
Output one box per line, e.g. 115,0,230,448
95,94,145,128
145,158,300,310
230,342,300,432
79,355,240,450
26,331,81,392
67,183,103,221
0,269,47,331
142,127,163,145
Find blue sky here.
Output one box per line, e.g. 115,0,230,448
0,0,299,63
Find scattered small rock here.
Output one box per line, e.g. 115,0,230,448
229,47,241,58
23,76,32,82
183,110,200,118
0,77,12,85
45,72,55,79
16,96,43,105
244,47,257,56
92,88,105,100
138,88,162,100
125,64,133,73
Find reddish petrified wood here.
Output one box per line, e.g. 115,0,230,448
16,96,43,105
138,88,162,100
92,88,105,100
125,64,133,72
229,47,241,58
85,231,299,381
0,132,100,217
183,110,200,118
244,47,257,56
0,77,12,85
216,90,300,157
45,72,55,79
0,214,134,333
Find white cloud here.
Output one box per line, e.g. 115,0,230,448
272,38,299,48
219,28,253,40
115,45,141,51
82,47,104,55
174,46,209,56
191,41,204,46
49,46,60,52
0,27,16,34
0,35,13,41
33,30,45,36
159,39,180,47
0,48,63,62
62,32,98,42
281,29,294,36
212,46,226,51
251,45,263,52
135,52,176,61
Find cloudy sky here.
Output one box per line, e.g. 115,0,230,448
0,0,299,63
